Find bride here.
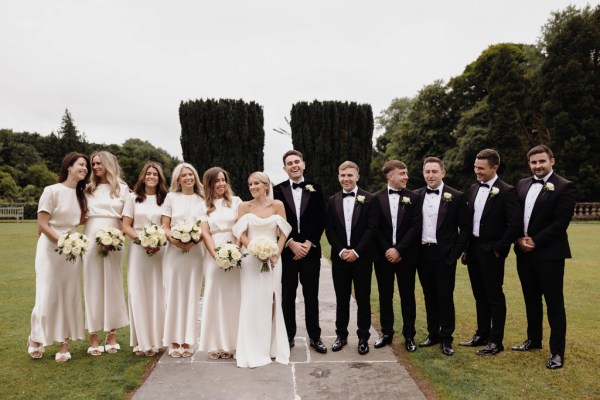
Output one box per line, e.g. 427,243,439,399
232,172,292,368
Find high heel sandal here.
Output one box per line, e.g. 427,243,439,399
208,350,222,360
27,337,44,359
87,332,104,356
168,345,182,358
133,346,145,356
55,340,71,363
180,344,193,358
104,330,120,354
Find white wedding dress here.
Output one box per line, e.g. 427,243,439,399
232,213,292,368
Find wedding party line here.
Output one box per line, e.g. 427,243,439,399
27,144,575,372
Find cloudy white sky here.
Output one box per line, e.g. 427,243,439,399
0,0,594,182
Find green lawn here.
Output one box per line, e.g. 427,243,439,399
0,222,155,400
367,223,600,399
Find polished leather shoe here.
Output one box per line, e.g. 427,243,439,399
546,354,564,369
331,337,348,352
511,339,542,352
459,334,488,347
374,334,393,349
358,339,369,355
288,338,295,349
309,338,327,354
441,342,454,356
419,336,440,347
476,342,504,356
405,337,417,352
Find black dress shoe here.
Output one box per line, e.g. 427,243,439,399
546,354,564,369
511,339,542,352
374,334,393,349
419,337,440,347
459,334,488,347
441,341,454,356
288,338,295,349
476,342,504,356
358,339,369,355
331,336,348,352
309,338,327,354
405,337,417,352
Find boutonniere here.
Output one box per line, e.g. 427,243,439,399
442,192,453,202
355,195,366,205
304,184,316,193
488,187,500,198
543,182,554,192
401,196,412,206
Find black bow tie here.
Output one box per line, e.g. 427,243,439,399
479,182,490,188
531,178,544,185
342,192,355,198
426,188,439,195
388,189,402,195
292,182,305,189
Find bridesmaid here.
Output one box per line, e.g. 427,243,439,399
122,162,168,357
161,162,205,358
199,167,242,360
28,152,90,362
83,151,130,355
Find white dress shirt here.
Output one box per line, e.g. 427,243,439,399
387,186,400,245
422,183,443,244
473,176,498,237
290,178,303,233
524,171,552,235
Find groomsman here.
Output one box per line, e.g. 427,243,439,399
460,149,521,355
415,157,470,356
373,160,421,352
273,150,327,354
512,145,576,369
325,161,377,355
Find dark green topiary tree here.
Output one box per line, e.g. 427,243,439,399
179,99,264,198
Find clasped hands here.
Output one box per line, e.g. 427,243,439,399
289,240,313,261
385,248,402,263
517,236,536,253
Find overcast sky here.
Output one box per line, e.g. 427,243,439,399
0,0,594,183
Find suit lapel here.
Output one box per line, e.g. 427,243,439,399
351,190,363,229
530,174,555,223
481,181,500,220
300,189,310,217
436,188,449,231
380,191,392,227
396,189,406,225
281,183,297,220
335,192,345,227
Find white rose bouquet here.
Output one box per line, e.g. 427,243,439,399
95,227,125,257
171,219,202,254
55,231,89,263
136,223,167,256
215,241,246,271
248,236,279,273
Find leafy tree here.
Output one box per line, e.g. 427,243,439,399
290,100,374,197
54,109,88,169
24,163,58,188
179,99,265,198
0,171,19,201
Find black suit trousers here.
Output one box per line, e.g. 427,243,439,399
516,256,566,357
374,259,417,339
331,259,372,340
281,249,321,340
467,241,506,344
417,245,456,343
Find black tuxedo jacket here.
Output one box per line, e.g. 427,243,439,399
415,184,470,264
325,188,378,262
466,178,522,258
273,180,326,259
514,173,576,260
373,188,421,263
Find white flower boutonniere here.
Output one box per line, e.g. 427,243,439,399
442,192,453,202
304,184,316,193
543,182,555,192
355,195,366,205
489,187,500,198
401,196,412,206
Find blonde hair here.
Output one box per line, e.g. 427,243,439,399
203,167,234,216
249,171,272,197
169,162,204,197
86,151,127,197
338,160,359,172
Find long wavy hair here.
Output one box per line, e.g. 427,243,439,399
169,163,204,197
86,151,127,197
133,162,168,206
203,167,234,216
248,171,273,200
59,152,91,216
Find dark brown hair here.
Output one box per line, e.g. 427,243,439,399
133,162,168,206
476,149,501,167
59,152,91,216
527,145,554,159
423,157,445,170
203,167,234,216
282,150,304,165
382,160,407,175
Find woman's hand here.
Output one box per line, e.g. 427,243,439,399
269,254,280,267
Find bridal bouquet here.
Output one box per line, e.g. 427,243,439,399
171,219,202,254
247,236,279,273
55,231,89,263
215,241,246,271
95,227,125,257
137,223,167,256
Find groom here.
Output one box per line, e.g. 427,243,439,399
273,150,327,354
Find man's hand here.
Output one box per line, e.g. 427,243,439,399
385,248,402,263
517,236,536,253
290,240,310,260
341,249,358,262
